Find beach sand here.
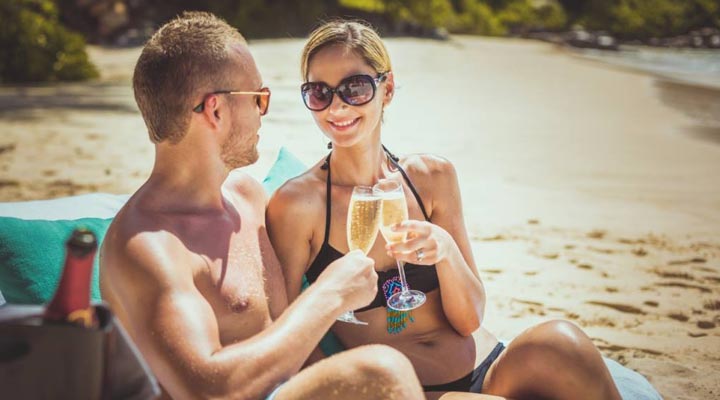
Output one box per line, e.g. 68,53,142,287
1,36,719,399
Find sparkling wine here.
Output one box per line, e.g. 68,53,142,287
43,228,99,328
347,194,382,254
380,193,408,245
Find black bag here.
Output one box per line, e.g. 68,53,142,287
0,303,160,400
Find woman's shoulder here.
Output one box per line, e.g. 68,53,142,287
398,153,457,182
267,161,326,217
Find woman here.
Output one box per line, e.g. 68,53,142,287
267,20,621,400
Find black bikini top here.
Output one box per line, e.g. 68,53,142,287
304,147,440,312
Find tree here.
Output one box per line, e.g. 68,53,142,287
0,0,98,83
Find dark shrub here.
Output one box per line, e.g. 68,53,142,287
0,0,98,83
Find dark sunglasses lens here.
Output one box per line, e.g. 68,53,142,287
302,83,332,110
338,75,375,106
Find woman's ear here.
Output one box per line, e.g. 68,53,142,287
383,71,395,107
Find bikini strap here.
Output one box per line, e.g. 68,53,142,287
320,152,333,245
382,145,430,221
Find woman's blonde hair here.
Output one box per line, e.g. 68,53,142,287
301,20,391,81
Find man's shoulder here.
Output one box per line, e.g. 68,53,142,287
102,204,188,284
225,169,267,208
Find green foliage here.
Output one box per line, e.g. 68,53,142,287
381,0,456,29
451,0,506,35
566,0,720,39
0,0,98,83
209,0,333,38
496,0,567,32
580,0,687,38
340,0,386,13
203,0,720,40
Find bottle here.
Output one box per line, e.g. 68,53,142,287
43,228,99,328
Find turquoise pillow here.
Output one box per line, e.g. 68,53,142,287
262,146,306,194
0,217,112,304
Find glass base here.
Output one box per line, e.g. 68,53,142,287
337,311,368,325
387,290,426,311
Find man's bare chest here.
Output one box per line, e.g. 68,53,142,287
194,230,274,343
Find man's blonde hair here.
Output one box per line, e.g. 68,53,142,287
133,12,246,144
300,20,391,81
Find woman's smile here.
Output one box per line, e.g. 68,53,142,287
328,117,361,131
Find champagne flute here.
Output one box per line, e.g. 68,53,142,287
338,186,382,325
373,178,426,311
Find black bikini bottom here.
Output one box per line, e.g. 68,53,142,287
422,342,505,393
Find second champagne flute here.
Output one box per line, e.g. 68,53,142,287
374,178,426,311
338,186,382,325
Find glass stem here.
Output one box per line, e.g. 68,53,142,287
396,260,410,295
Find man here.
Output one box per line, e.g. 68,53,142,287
100,12,423,400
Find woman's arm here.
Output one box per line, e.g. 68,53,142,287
266,179,329,365
387,156,485,336
266,180,316,307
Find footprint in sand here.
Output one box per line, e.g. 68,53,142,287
565,311,580,320
703,300,720,311
524,271,538,276
588,246,615,254
586,301,645,315
592,339,664,357
481,269,503,274
577,263,593,270
0,179,20,188
652,269,695,280
631,247,648,257
0,144,16,155
655,281,712,293
669,257,707,265
478,235,506,241
511,298,546,316
697,321,716,329
618,238,647,245
668,312,690,322
586,229,607,239
644,300,659,307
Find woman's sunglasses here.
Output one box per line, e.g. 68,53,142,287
301,73,387,111
193,87,271,116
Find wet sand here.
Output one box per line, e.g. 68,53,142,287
1,36,719,399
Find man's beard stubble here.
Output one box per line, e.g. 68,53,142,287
220,121,259,170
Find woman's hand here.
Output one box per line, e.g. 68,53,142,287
385,220,454,265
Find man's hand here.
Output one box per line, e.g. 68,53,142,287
316,250,378,312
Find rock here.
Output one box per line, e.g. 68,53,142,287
564,29,619,51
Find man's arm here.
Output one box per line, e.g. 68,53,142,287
103,230,374,400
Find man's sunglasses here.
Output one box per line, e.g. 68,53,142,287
301,73,387,112
193,87,271,115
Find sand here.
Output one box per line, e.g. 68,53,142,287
1,36,719,399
